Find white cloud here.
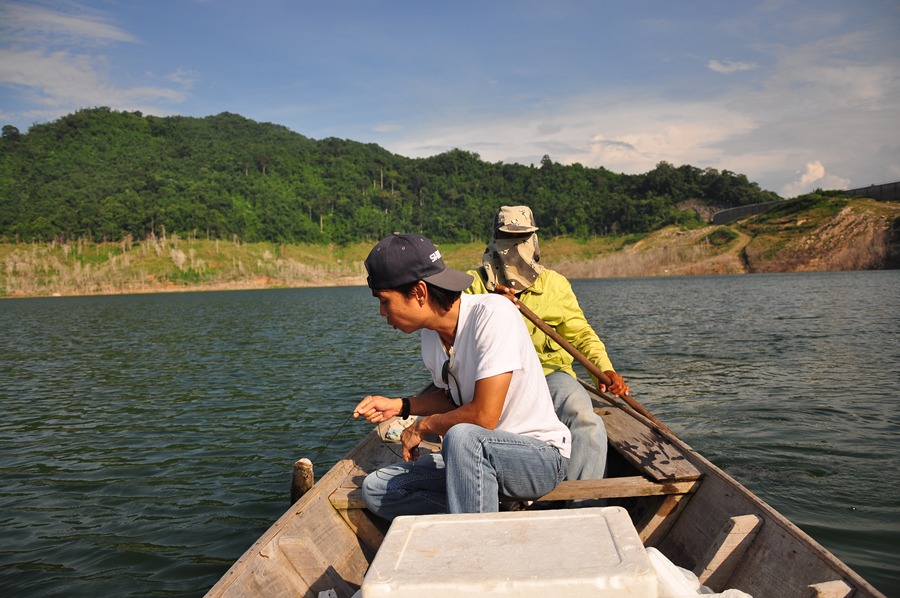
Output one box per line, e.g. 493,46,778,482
383,92,760,177
379,19,898,195
707,60,758,75
0,2,136,46
0,48,185,109
761,32,894,112
0,2,188,124
780,161,851,198
165,69,199,90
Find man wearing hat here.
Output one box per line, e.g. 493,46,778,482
353,232,570,520
466,206,630,484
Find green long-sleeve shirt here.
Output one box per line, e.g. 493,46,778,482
465,267,615,380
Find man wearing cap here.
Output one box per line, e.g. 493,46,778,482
353,232,570,520
466,206,630,484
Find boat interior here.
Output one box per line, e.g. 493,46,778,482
208,382,879,597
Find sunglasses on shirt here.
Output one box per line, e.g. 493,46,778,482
441,353,461,407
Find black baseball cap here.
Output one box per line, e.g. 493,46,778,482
365,233,474,291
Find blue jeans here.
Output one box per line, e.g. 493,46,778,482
361,423,568,521
545,371,608,481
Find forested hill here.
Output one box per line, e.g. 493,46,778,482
0,108,781,244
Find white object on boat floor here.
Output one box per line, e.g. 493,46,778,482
361,506,657,597
379,416,418,442
647,547,753,598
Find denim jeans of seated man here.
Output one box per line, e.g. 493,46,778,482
361,423,568,521
546,371,609,482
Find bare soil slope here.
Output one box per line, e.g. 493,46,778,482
546,198,899,280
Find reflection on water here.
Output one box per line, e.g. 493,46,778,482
1,271,898,596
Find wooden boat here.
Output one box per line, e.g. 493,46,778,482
204,382,885,598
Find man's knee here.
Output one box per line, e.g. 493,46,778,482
360,470,384,508
547,375,591,418
547,372,585,400
442,423,481,457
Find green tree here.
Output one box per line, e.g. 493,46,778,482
0,107,781,244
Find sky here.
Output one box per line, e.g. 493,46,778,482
1,1,898,198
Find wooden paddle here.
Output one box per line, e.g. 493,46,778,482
494,285,676,437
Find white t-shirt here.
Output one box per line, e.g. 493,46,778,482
421,293,571,458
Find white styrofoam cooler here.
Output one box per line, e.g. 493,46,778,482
361,506,657,597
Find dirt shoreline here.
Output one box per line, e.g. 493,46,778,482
3,198,898,299
0,276,370,300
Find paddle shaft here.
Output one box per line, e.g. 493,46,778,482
498,288,675,436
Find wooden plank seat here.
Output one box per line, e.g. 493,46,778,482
330,400,703,545
531,476,699,502
330,475,698,511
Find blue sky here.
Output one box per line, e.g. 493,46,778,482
1,0,898,197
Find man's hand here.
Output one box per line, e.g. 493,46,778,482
600,370,630,398
400,418,425,461
352,395,401,423
493,284,518,304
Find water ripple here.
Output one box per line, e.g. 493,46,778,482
1,274,898,596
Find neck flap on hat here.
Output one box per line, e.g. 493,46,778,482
481,233,543,292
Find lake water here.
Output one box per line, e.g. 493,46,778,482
1,271,898,597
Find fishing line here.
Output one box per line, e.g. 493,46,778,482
310,407,412,474
310,411,357,465
380,434,407,462
310,410,407,465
